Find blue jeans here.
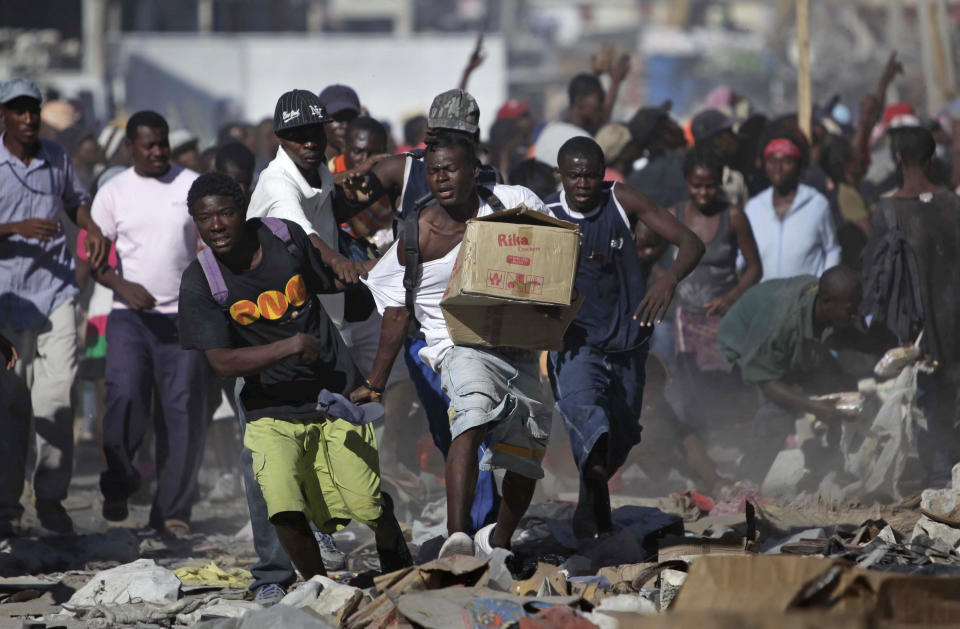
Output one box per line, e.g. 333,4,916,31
404,337,499,532
235,378,296,591
548,343,647,475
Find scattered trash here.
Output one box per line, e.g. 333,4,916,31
174,562,253,590
64,558,181,610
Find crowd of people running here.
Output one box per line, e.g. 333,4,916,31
1,46,958,605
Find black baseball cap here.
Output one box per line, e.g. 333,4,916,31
273,89,331,133
691,109,734,144
318,84,361,117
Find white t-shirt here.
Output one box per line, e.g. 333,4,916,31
363,184,550,371
247,146,344,324
91,165,199,314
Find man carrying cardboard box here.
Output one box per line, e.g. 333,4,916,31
545,137,704,539
353,130,554,559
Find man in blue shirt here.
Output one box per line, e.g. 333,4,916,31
0,78,109,536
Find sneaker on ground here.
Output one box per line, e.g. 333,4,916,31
36,501,74,535
253,583,286,607
438,531,475,558
473,523,513,559
102,496,128,522
314,531,347,571
207,472,241,502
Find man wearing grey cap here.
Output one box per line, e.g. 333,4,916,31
340,88,503,538
0,78,110,536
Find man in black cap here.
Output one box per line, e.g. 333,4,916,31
625,104,688,210
245,88,380,595
691,109,747,208
318,84,362,163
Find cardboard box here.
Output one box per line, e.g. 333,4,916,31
441,206,582,350
442,206,581,306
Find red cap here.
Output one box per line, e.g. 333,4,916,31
882,103,916,126
496,99,530,121
763,138,802,160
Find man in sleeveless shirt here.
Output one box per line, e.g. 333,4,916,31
355,131,550,559
343,89,502,533
544,137,704,539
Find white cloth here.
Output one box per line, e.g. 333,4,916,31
362,184,550,371
743,184,840,281
247,146,343,324
90,165,199,314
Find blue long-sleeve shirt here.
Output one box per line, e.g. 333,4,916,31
743,184,840,281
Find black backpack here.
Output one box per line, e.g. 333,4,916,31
860,197,925,344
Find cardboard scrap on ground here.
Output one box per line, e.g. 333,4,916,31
670,555,960,624
395,587,583,629
344,555,491,629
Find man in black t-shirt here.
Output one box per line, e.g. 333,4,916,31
179,173,410,579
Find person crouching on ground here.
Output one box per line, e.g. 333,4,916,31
178,173,411,578
353,131,553,559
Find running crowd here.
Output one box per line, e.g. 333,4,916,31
1,47,959,604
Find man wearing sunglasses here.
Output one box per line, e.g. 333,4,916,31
0,78,110,536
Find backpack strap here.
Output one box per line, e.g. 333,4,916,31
401,211,421,314
878,196,899,231
477,185,506,212
199,217,302,308
399,193,436,314
258,216,303,264
198,247,230,307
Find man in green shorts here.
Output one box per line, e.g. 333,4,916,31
178,172,410,578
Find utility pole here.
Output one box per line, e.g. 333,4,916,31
796,0,811,140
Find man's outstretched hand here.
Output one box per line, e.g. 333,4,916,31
634,274,678,326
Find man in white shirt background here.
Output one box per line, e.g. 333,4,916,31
92,111,207,536
743,134,840,280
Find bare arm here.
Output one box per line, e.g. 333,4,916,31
615,185,705,325
75,205,110,270
349,306,410,402
94,266,157,311
205,333,319,378
603,54,630,126
851,52,903,167
307,232,371,286
703,206,762,316
761,380,852,422
459,33,485,91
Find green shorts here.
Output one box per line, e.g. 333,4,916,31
243,416,383,533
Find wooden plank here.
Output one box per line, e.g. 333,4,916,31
796,0,812,140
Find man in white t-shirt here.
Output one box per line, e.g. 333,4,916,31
91,111,208,535
355,131,553,559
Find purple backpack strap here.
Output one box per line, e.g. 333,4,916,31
198,247,230,307
260,216,292,243
198,217,293,308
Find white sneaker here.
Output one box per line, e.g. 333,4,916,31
474,523,513,559
438,532,474,558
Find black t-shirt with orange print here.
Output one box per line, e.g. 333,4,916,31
179,219,362,421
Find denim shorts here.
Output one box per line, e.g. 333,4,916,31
440,346,553,479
